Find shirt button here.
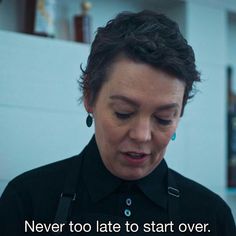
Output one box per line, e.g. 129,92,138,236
124,209,131,217
126,198,132,206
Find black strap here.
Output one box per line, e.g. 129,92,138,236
53,192,76,225
53,155,83,230
53,160,79,225
167,169,181,234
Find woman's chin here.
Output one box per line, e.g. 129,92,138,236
112,168,150,181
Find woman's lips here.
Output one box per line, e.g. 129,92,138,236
121,151,150,164
125,151,149,158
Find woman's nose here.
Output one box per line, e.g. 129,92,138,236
129,117,152,143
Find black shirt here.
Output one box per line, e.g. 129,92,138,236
0,136,235,235
80,135,168,223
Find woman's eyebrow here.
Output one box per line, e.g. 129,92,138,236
110,95,180,112
156,103,180,112
110,95,139,107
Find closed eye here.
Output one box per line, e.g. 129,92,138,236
115,112,172,125
115,112,133,120
156,118,172,126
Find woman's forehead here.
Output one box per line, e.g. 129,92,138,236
95,58,185,112
105,57,185,94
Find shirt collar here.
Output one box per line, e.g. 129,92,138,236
83,136,122,203
83,135,168,209
137,160,168,209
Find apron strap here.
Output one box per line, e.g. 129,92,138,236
167,169,181,234
53,162,80,225
53,154,84,234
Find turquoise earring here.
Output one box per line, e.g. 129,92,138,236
171,132,176,141
86,113,93,127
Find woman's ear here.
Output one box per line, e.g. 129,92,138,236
83,75,93,113
83,94,93,113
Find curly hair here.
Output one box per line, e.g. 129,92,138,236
79,10,200,116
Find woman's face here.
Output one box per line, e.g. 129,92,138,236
85,57,185,180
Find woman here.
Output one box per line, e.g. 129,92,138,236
0,10,235,235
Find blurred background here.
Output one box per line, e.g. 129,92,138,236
0,0,236,219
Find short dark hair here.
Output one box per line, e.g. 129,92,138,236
79,10,200,116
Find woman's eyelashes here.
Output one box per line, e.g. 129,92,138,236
115,112,133,119
114,111,172,126
155,117,172,126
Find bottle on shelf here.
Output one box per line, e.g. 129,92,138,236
24,0,56,38
227,66,236,188
73,1,92,43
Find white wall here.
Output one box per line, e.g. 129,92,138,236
183,0,227,193
0,31,93,193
